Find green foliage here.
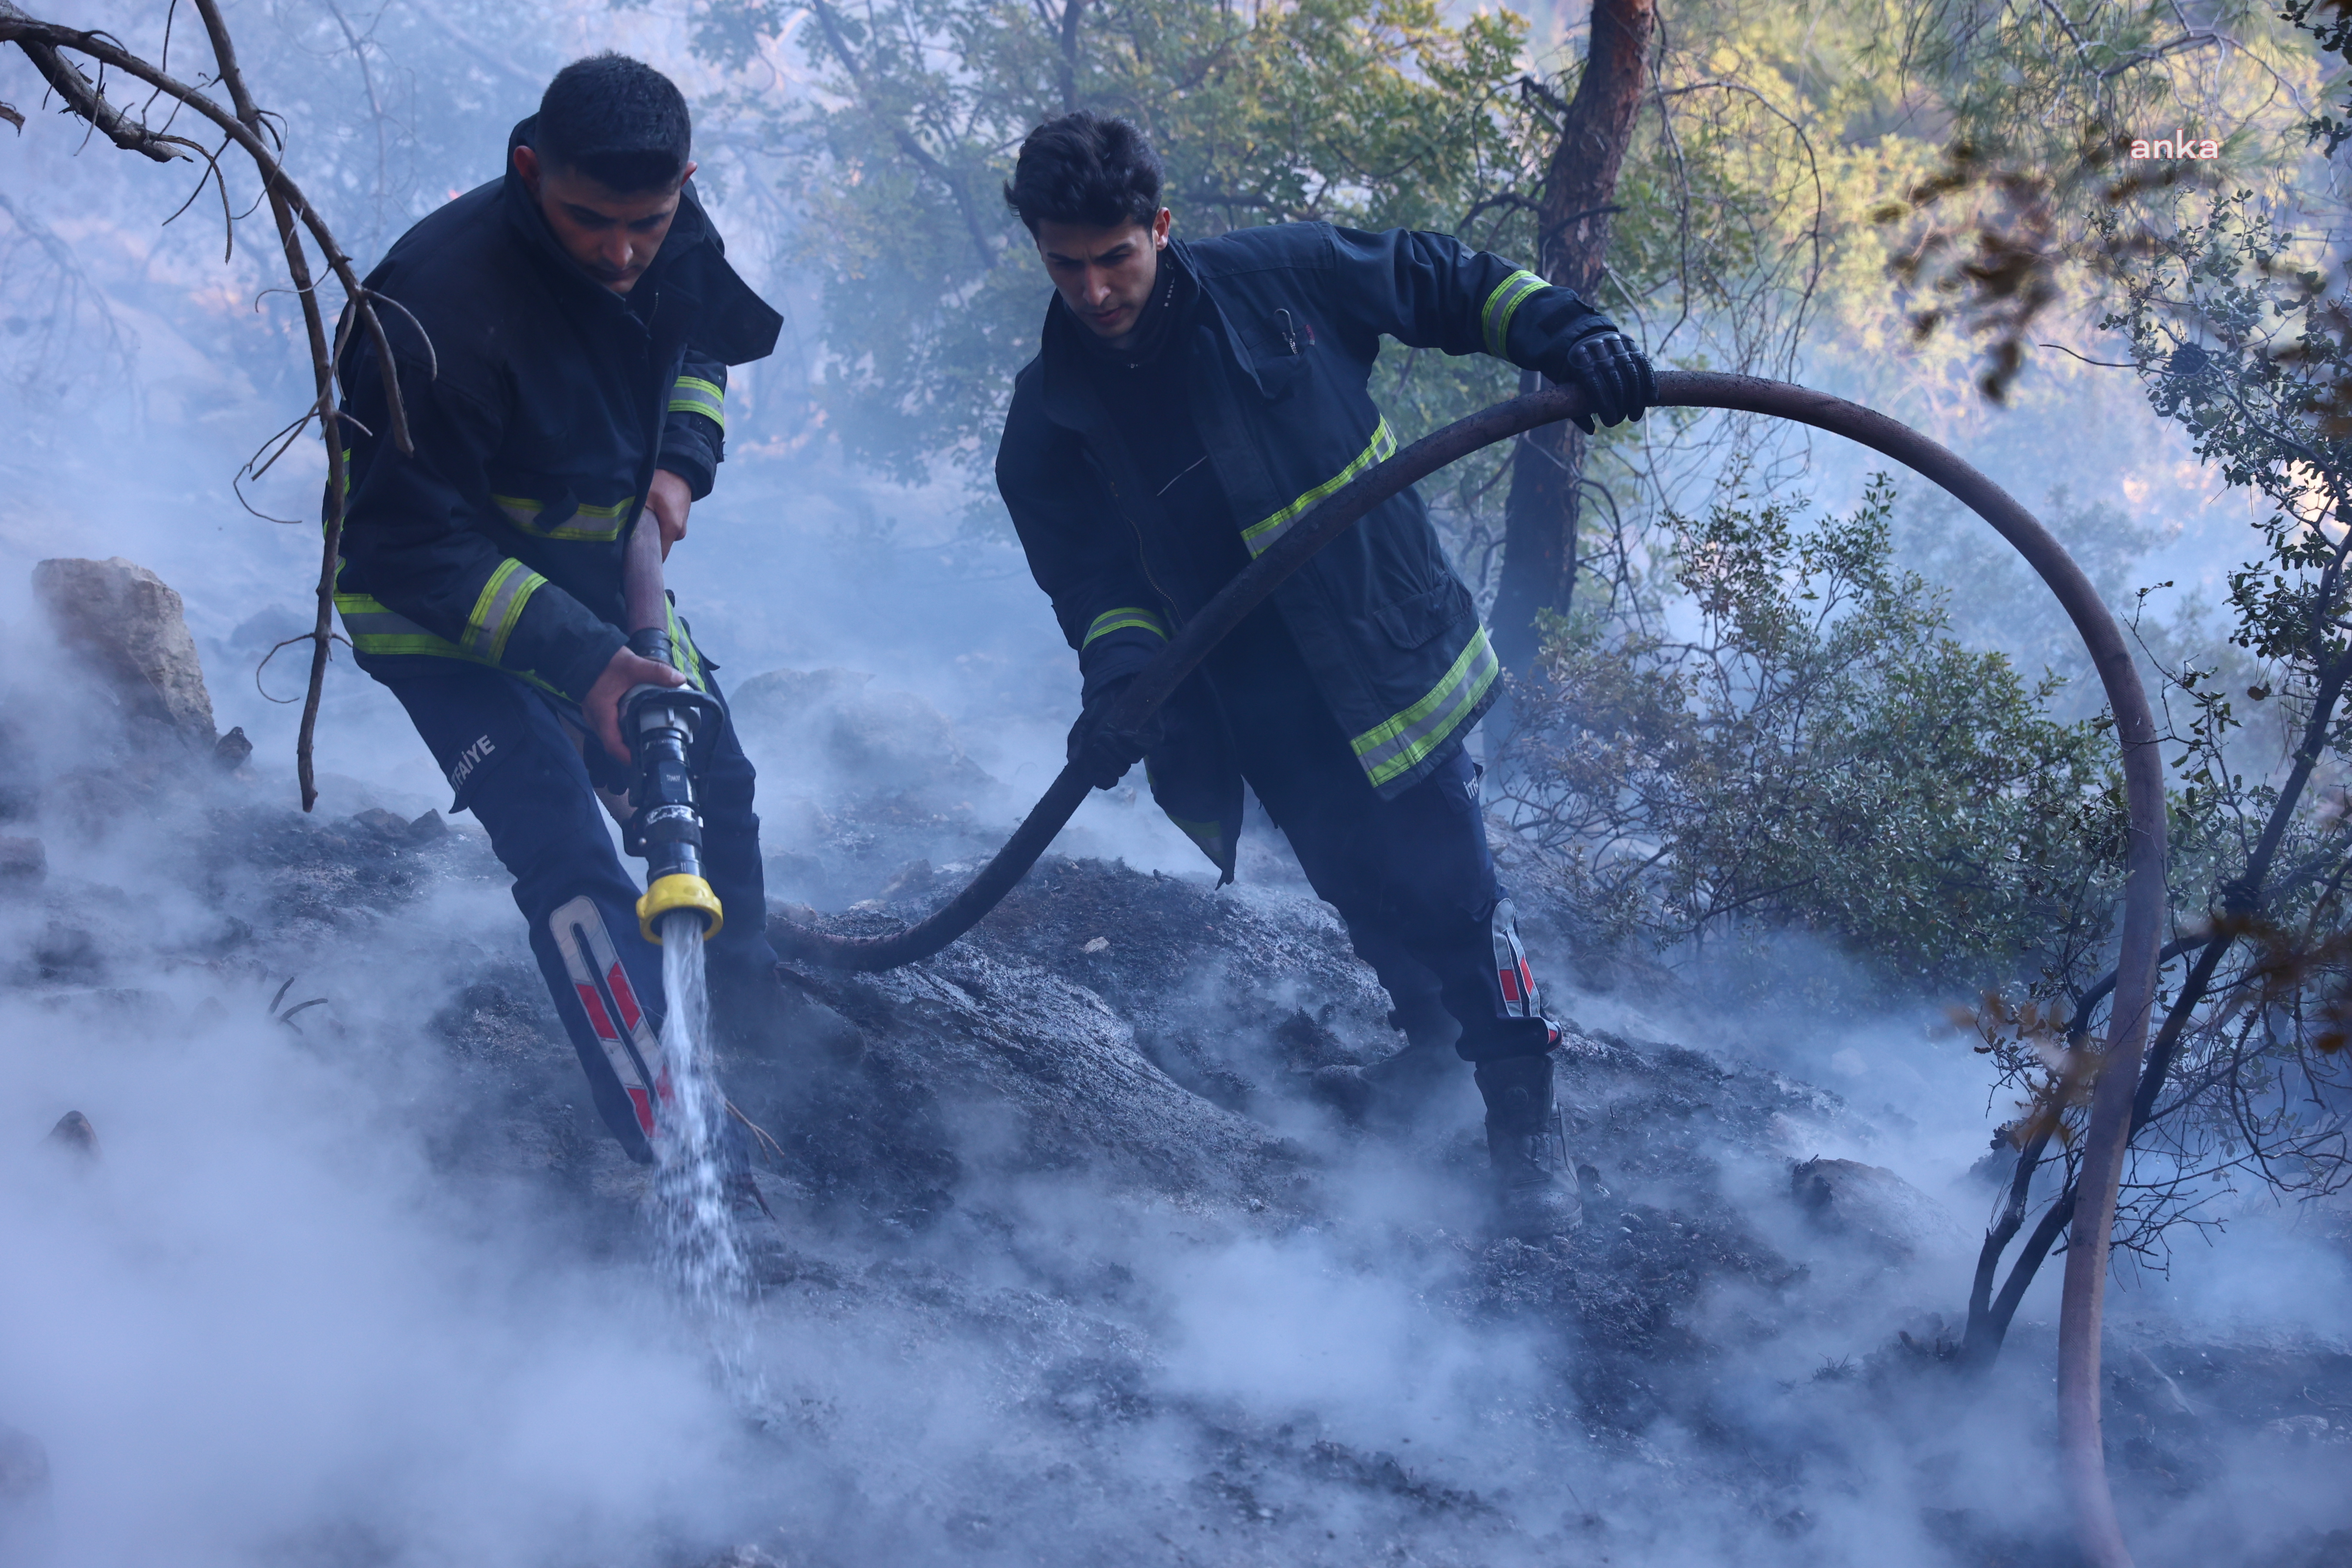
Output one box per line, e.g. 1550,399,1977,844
692,0,1531,481
2099,190,2352,860
1499,476,2121,990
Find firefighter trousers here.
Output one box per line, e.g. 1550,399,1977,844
378,665,775,1163
1206,610,1552,1064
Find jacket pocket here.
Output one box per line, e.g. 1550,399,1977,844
1238,312,1315,401
1372,580,1472,649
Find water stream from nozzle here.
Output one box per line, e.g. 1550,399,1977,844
652,909,746,1307
619,509,750,1304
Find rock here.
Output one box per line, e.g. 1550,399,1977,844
42,1110,98,1160
0,835,43,883
212,725,253,771
32,557,216,747
1790,1157,1967,1261
351,807,410,836
407,808,449,843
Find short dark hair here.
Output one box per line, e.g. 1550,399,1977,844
534,54,691,193
1002,112,1162,234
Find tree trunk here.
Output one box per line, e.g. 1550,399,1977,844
1488,0,1655,677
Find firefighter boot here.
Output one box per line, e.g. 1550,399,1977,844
1473,1052,1583,1237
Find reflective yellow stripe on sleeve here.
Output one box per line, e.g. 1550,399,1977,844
334,592,466,659
668,376,726,431
1480,269,1548,358
1082,605,1169,648
1350,625,1500,789
460,558,545,663
1239,419,1396,560
335,589,570,698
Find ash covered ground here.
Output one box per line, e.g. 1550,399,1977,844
1,565,2349,1568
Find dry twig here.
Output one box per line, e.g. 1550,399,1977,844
0,2,422,810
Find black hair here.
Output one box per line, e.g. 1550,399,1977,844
534,53,692,193
1002,111,1163,234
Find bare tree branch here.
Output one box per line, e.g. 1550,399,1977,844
0,1,187,161
2,3,423,812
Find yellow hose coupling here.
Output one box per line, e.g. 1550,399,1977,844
638,873,725,943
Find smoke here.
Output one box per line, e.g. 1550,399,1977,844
6,5,2352,1566
0,957,764,1567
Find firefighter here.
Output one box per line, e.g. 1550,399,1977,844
995,113,1654,1234
328,54,788,1179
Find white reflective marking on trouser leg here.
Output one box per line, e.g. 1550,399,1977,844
1490,897,1538,1020
550,894,667,1135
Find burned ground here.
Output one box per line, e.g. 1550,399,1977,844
3,648,2349,1567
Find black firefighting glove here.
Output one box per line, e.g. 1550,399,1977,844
1550,331,1656,435
1067,674,1164,790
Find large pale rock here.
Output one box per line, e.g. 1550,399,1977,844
32,557,216,745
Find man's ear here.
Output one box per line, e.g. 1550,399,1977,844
1152,207,1171,249
513,143,542,193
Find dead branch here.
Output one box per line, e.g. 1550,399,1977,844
1,3,422,812
187,0,349,815
0,1,188,161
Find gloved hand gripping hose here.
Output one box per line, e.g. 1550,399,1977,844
620,509,724,944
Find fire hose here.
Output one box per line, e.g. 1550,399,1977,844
759,369,2161,1568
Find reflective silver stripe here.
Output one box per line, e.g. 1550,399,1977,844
1351,625,1499,788
1083,605,1169,648
668,375,725,430
1480,269,1547,357
1239,419,1396,559
461,559,545,662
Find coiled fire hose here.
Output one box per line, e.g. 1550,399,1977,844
762,370,2168,1568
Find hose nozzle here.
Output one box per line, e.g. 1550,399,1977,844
638,871,724,943
619,650,727,944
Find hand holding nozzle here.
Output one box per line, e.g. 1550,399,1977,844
586,646,687,762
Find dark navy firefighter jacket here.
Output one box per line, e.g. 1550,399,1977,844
995,222,1618,879
329,116,781,709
